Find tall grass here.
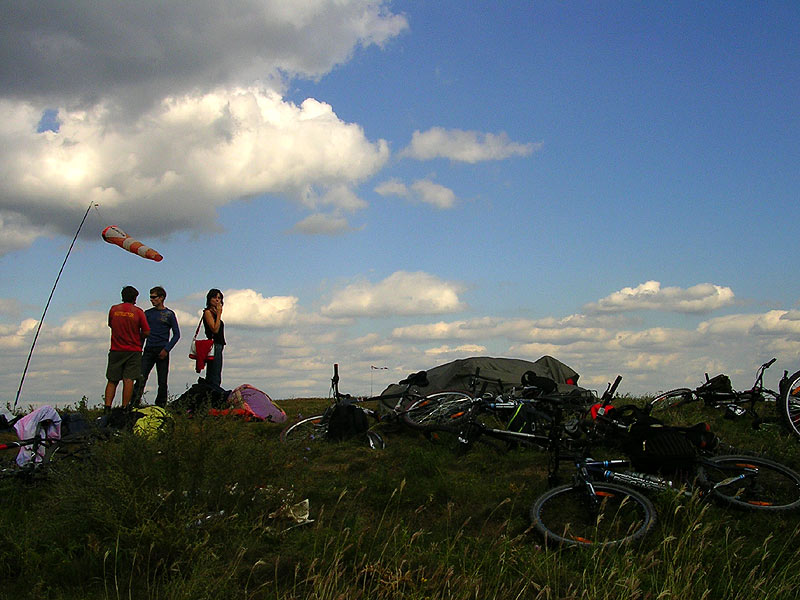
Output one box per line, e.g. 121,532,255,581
1,397,799,599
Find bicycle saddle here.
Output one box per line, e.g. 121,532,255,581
520,371,557,394
399,370,429,388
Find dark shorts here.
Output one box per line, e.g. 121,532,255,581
106,351,142,382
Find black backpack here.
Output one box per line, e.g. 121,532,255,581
172,379,230,415
697,373,734,397
610,405,718,473
325,404,369,441
60,412,92,437
623,423,700,473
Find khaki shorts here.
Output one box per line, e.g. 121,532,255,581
106,351,142,383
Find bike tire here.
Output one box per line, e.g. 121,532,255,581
280,414,386,450
779,370,800,439
0,438,82,480
530,482,656,548
280,415,328,447
45,436,93,463
697,455,800,511
401,391,475,431
366,430,386,450
647,388,695,414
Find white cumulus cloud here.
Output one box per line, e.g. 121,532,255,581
410,179,456,209
0,89,390,251
698,310,800,339
425,344,487,357
0,0,406,254
222,289,299,328
291,213,356,235
584,281,735,314
402,127,540,163
322,271,466,317
375,177,457,209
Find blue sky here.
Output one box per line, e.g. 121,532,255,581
1,1,799,408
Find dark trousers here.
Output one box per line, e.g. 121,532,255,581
205,344,224,389
136,347,170,406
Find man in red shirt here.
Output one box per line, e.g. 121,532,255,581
105,286,150,412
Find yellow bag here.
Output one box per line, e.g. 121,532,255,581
132,406,173,439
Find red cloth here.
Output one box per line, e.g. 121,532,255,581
193,339,214,372
108,302,149,351
590,403,615,420
208,408,263,421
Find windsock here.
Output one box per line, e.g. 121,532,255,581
101,225,163,262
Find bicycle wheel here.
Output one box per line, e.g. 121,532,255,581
401,391,475,431
697,455,800,511
530,482,656,548
366,430,386,450
779,370,800,439
280,415,328,447
45,436,93,464
647,388,695,414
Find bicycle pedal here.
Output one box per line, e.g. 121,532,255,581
724,405,746,419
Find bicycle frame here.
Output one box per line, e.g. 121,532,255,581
483,376,618,449
453,401,558,451
448,386,599,457
570,456,686,495
564,450,792,506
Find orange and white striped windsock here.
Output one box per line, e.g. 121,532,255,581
101,226,163,262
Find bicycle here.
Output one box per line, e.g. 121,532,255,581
279,364,428,449
0,417,96,480
647,359,780,427
530,387,800,548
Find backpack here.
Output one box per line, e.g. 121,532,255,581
99,406,136,430
625,421,718,473
172,379,230,415
609,405,718,473
60,412,92,437
623,423,700,473
131,406,174,439
697,373,734,397
325,404,369,441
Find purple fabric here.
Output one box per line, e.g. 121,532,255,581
230,384,286,423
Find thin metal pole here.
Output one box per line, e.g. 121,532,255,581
370,365,387,396
13,201,95,411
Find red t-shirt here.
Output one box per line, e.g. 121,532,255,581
108,302,150,352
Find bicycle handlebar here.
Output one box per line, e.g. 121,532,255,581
600,375,623,407
750,358,777,391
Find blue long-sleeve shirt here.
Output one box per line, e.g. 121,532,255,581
143,307,180,352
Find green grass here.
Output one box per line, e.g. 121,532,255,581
1,397,800,599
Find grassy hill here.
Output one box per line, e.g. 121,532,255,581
2,397,800,599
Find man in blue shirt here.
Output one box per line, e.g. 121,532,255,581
134,286,180,407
